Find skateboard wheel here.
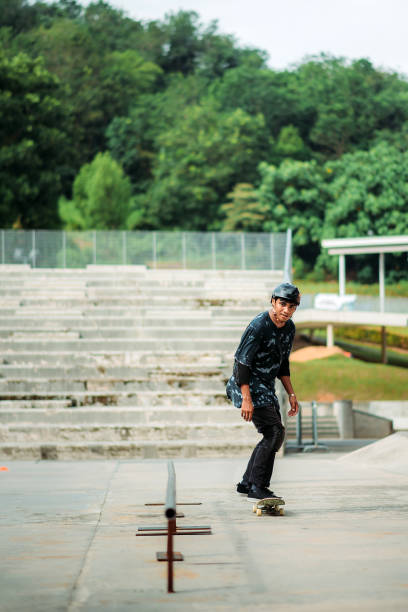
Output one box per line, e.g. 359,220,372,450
256,508,262,516
252,504,257,513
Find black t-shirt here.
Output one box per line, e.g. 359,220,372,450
226,310,295,408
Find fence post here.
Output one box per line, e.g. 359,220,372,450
62,231,66,268
93,231,97,265
339,254,346,297
379,252,385,313
241,233,246,270
269,233,275,270
1,230,5,264
32,230,36,268
153,232,157,269
211,232,216,270
283,228,292,282
182,233,187,269
122,231,127,265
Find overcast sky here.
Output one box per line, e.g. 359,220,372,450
79,0,408,76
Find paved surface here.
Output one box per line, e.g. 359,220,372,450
1,450,408,611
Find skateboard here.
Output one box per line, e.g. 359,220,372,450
252,497,285,517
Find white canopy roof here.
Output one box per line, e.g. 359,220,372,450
322,235,408,255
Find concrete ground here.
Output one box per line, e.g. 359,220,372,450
1,448,408,612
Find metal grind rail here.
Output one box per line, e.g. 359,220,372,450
287,401,329,452
136,460,212,593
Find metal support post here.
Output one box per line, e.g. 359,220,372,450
62,231,66,268
241,233,246,270
32,230,36,268
152,232,157,269
296,406,303,449
1,230,5,264
303,401,329,452
339,254,346,297
326,324,334,348
122,231,127,265
93,231,97,265
167,518,176,593
269,233,275,270
182,233,187,269
283,228,292,282
211,232,216,270
379,252,385,313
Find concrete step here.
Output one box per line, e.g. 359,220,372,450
11,298,260,309
0,439,261,460
0,339,240,351
0,400,73,410
0,306,259,317
2,277,274,288
0,365,227,378
0,408,340,439
0,317,249,330
0,406,240,424
0,390,230,406
1,350,233,366
0,422,259,443
0,267,281,279
0,327,242,340
0,377,227,393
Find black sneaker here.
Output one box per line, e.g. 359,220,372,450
247,484,272,501
263,487,282,499
236,481,250,495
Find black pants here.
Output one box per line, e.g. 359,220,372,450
242,404,285,488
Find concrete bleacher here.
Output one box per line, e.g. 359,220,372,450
0,265,286,459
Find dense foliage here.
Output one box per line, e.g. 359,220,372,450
1,0,408,279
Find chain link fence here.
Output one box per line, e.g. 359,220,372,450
0,229,291,273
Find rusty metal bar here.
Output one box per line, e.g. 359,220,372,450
137,460,212,594
145,502,202,506
137,525,211,532
167,517,176,593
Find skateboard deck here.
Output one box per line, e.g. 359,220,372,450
252,497,285,516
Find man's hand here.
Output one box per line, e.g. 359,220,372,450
241,397,254,422
288,394,299,417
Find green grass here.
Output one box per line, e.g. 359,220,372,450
311,329,408,367
291,354,408,401
293,278,408,297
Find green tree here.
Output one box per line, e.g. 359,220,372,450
257,159,328,270
0,49,70,227
220,183,269,231
144,101,273,229
83,1,143,52
294,56,408,157
274,125,309,162
101,49,162,118
211,64,301,138
19,17,161,168
59,152,132,229
319,142,408,281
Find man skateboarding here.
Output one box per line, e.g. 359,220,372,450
226,282,300,500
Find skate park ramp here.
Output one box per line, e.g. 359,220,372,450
338,432,408,475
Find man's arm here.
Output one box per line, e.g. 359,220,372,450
279,375,299,417
236,362,254,422
240,384,254,422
